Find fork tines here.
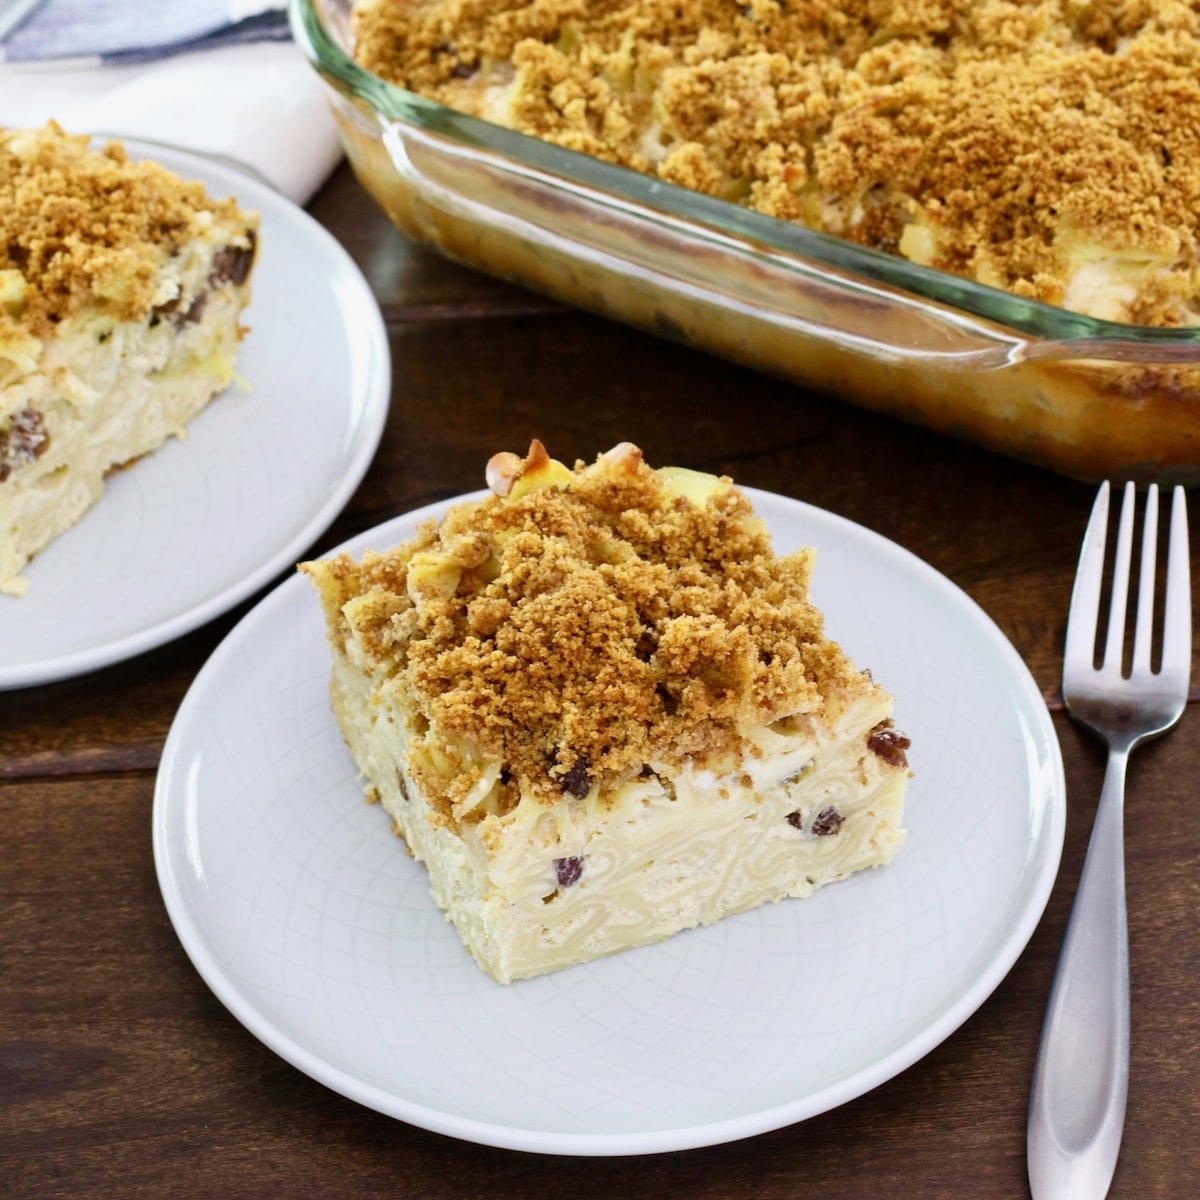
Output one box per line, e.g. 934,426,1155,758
1066,482,1192,687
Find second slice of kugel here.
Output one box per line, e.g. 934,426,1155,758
0,124,258,595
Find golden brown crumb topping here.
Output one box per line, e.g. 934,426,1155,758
305,443,874,823
0,123,248,335
353,0,1200,324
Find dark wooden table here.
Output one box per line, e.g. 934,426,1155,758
4,164,1198,1199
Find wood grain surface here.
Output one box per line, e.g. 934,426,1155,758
3,162,1198,1199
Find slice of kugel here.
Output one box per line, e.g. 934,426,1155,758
0,123,258,595
303,439,909,983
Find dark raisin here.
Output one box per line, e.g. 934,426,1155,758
153,296,183,327
561,758,591,798
8,408,48,461
450,61,478,79
153,291,208,330
0,408,49,482
555,856,583,887
6,241,29,271
499,765,512,785
209,229,257,287
209,248,237,286
812,807,843,837
785,810,803,830
430,40,453,57
867,723,911,769
184,293,207,325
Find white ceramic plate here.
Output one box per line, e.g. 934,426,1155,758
154,489,1065,1155
0,142,389,690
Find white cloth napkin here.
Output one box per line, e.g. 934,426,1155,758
0,40,344,204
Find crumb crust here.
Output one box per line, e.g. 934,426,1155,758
0,123,251,336
305,447,876,825
353,0,1200,324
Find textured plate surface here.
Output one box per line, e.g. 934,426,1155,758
154,489,1065,1155
0,142,389,689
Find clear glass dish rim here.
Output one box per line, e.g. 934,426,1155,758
292,0,1200,351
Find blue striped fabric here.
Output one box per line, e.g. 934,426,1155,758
3,1,290,64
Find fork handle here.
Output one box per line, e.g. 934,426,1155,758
1028,749,1130,1199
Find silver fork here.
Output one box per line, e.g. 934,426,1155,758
1028,482,1192,1199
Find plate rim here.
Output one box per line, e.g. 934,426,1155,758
0,141,390,691
153,486,1066,1156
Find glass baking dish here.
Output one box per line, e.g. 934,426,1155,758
292,0,1200,483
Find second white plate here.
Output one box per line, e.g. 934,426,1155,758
154,488,1065,1155
0,142,389,690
